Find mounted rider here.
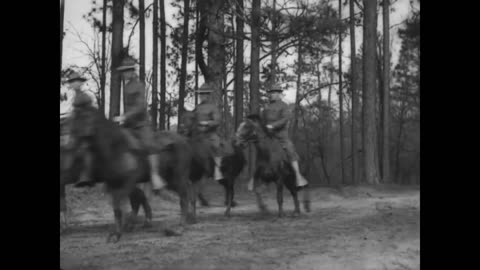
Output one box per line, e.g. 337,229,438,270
63,71,96,187
192,82,224,181
113,56,168,194
247,83,308,190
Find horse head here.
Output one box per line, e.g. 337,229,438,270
178,110,196,137
234,114,267,147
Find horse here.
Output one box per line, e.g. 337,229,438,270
235,114,311,217
60,144,152,233
178,111,246,217
63,106,196,242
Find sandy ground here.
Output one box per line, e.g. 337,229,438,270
60,182,420,270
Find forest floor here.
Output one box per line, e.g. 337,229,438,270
60,182,420,270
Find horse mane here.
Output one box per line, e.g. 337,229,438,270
246,114,262,123
80,106,131,160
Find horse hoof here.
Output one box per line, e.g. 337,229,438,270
303,201,311,213
224,201,238,207
278,212,285,218
163,228,181,237
200,201,210,207
259,206,269,215
224,210,231,218
143,220,153,228
106,232,122,243
186,215,197,224
124,224,134,233
292,211,300,217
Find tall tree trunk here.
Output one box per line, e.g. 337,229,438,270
376,41,384,180
249,0,261,115
195,4,199,106
270,0,277,86
109,0,124,119
338,0,346,185
100,0,107,114
60,0,65,81
159,0,167,130
178,0,190,125
382,0,391,183
395,101,406,183
206,0,225,106
248,0,261,184
139,0,146,83
292,42,302,140
152,0,159,129
234,0,244,129
362,0,380,184
349,0,359,185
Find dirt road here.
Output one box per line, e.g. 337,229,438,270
60,183,420,270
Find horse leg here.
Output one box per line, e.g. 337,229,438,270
287,184,301,216
254,182,269,215
138,184,154,228
224,179,234,217
179,180,196,225
125,188,141,232
60,185,68,233
276,181,284,218
301,186,311,213
107,191,129,243
190,182,198,220
197,177,210,207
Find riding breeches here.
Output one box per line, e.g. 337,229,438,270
276,137,299,162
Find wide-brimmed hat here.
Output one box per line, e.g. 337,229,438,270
67,72,87,83
116,56,137,71
267,83,283,93
196,82,215,94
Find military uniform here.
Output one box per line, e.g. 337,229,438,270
193,83,224,180
193,100,222,156
116,56,166,192
63,72,95,187
261,99,299,162
122,77,156,153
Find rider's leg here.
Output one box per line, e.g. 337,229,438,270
209,133,224,181
140,126,167,191
279,138,308,187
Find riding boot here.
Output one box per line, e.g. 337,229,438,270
291,160,308,187
148,154,167,191
75,150,95,188
213,157,224,181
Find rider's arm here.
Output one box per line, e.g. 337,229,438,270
269,102,291,129
207,105,221,127
123,82,147,121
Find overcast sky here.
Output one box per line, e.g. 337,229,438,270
61,0,418,116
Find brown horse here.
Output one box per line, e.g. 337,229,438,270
235,114,311,217
179,111,246,217
63,106,196,242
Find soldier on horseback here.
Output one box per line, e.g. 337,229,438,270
247,83,308,190
113,56,168,194
63,71,96,187
192,83,224,181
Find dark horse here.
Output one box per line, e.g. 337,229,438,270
235,114,311,217
60,145,152,233
62,106,196,242
178,111,246,217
